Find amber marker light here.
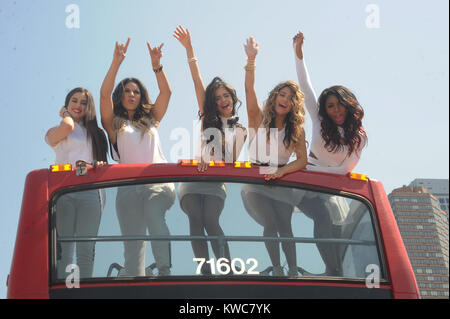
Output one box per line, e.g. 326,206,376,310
179,159,199,167
234,161,252,168
50,164,72,172
348,172,368,181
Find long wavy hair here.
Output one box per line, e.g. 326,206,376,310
112,78,157,135
262,81,306,151
200,77,241,133
64,87,108,162
200,77,244,160
318,85,367,155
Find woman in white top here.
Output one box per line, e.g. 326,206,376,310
293,32,367,174
241,36,308,277
100,38,175,277
173,26,247,273
293,31,367,276
45,87,108,279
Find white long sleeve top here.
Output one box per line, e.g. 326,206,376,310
294,50,366,175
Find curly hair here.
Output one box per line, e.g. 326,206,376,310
318,85,367,155
64,87,108,162
112,78,157,135
262,81,306,151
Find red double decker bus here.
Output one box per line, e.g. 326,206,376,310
7,161,419,299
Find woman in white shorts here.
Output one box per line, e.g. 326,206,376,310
45,87,108,279
241,37,308,277
173,27,247,274
292,31,368,276
100,38,175,277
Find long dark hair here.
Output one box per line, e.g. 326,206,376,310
64,87,108,162
318,85,367,155
201,77,241,134
200,77,243,160
112,78,156,132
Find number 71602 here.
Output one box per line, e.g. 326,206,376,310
193,258,259,275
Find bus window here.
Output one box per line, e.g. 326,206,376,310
50,180,386,283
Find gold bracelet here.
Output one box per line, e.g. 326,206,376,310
244,62,256,71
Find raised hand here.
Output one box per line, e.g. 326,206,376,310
147,42,164,68
244,36,259,60
113,38,130,64
173,25,192,49
293,31,305,59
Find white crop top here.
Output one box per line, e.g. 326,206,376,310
294,49,366,175
112,121,167,164
45,122,93,166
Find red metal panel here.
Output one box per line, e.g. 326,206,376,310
8,169,50,299
8,163,419,298
369,180,420,299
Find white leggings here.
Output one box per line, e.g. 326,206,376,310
56,190,103,279
116,184,173,276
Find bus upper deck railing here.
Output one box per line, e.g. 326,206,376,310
57,234,375,246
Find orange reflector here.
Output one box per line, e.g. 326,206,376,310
234,161,252,168
179,160,198,166
349,172,367,181
208,161,225,167
51,164,72,172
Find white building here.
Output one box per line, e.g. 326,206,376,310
409,179,449,216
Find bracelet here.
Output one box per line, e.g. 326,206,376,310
62,110,71,118
153,65,163,73
244,60,256,71
188,57,198,63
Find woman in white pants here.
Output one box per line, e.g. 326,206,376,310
45,87,108,279
292,31,367,276
100,38,175,277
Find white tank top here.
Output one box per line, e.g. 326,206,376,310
46,122,93,166
113,121,167,164
248,120,293,166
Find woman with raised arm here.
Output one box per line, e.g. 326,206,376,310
45,87,108,279
100,38,175,277
173,26,247,274
241,36,308,277
293,31,367,174
292,31,367,276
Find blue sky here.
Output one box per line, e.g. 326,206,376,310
0,0,448,298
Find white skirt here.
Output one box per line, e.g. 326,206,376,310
177,182,227,202
241,183,300,227
294,191,350,226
